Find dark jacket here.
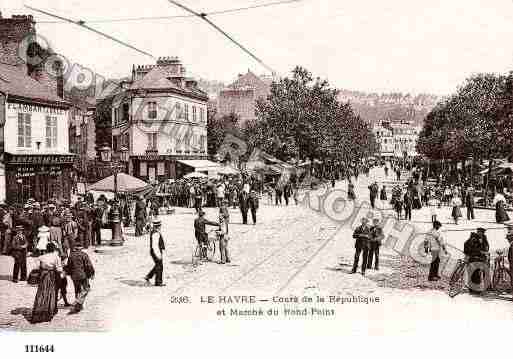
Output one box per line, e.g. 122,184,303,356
353,224,371,249
67,249,95,281
463,234,489,262
194,217,219,236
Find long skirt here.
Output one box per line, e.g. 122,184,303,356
452,205,462,219
31,270,58,324
496,202,510,223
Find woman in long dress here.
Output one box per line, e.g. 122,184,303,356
31,242,63,324
494,192,510,224
451,193,463,225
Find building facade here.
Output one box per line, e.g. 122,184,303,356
111,57,209,183
217,70,272,124
373,121,421,159
0,13,73,204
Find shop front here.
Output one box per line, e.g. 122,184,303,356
130,153,209,183
3,153,75,204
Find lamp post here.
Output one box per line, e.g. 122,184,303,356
98,145,129,246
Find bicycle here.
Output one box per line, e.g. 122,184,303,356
492,249,511,293
192,229,220,267
448,257,490,298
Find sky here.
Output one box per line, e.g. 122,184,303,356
2,0,513,95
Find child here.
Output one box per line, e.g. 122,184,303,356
428,197,441,224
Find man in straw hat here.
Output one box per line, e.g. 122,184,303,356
145,219,166,286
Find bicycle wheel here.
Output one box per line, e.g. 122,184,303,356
493,267,511,292
192,244,201,267
448,262,466,298
206,240,216,261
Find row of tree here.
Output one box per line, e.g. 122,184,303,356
417,72,513,163
208,66,377,168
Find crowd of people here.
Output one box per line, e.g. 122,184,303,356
0,197,97,323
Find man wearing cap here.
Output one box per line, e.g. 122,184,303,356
67,240,95,314
145,219,166,286
465,187,475,221
351,217,372,275
464,228,490,292
194,210,219,261
11,225,28,282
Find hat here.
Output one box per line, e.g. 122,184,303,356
33,202,41,209
48,203,56,209
477,227,486,232
153,219,162,226
24,204,32,209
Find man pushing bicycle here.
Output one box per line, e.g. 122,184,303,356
194,210,219,261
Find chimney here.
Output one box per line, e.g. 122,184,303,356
0,14,36,73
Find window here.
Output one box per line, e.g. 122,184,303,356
176,103,182,119
45,116,58,148
184,104,189,121
200,135,206,152
148,133,158,150
113,136,118,151
192,106,197,122
157,162,165,176
122,103,129,122
140,162,147,176
148,102,157,119
199,108,204,122
17,113,31,148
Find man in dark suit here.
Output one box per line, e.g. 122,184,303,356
403,191,412,221
463,228,489,291
465,187,475,220
194,210,219,260
135,196,146,237
368,182,379,209
351,217,371,275
239,191,250,225
248,190,259,225
367,218,384,270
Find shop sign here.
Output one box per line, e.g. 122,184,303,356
6,154,75,165
14,165,63,178
7,102,66,115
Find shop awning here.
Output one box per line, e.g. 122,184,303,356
176,159,220,172
88,173,152,194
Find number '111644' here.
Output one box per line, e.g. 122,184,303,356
25,345,55,353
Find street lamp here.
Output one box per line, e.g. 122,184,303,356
98,145,129,246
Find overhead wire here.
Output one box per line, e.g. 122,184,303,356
165,0,277,75
35,0,303,24
24,5,156,59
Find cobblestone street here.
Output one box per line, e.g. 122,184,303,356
1,167,512,331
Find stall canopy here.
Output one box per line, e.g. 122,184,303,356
176,159,220,172
217,165,239,175
88,173,152,194
183,171,208,179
